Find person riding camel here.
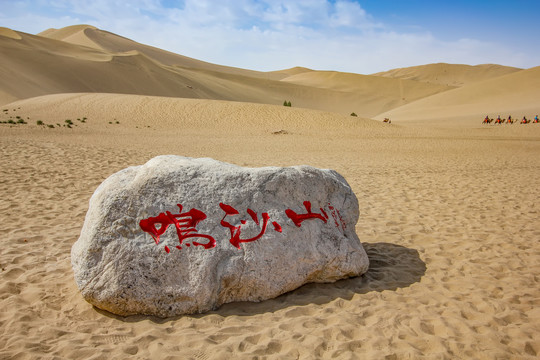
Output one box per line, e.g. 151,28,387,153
534,115,539,123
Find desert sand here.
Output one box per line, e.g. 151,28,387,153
1,26,539,359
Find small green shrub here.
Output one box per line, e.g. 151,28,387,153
47,124,54,128
8,119,15,124
350,112,357,117
36,120,44,125
65,119,73,125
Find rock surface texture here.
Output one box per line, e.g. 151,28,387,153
71,156,369,317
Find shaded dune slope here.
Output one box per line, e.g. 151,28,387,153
39,25,279,80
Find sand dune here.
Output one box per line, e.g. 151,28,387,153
0,27,22,40
40,25,278,80
1,92,387,137
1,24,540,359
268,66,314,80
376,66,540,126
38,24,102,51
280,71,452,117
0,27,405,116
0,25,481,119
373,63,522,87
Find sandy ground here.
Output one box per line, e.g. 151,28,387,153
1,95,539,359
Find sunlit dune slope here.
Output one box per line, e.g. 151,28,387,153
267,66,314,80
5,92,388,136
375,66,540,125
372,63,522,87
280,71,452,117
38,24,102,50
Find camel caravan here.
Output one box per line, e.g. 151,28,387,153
483,114,539,125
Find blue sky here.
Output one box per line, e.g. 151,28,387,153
1,0,539,73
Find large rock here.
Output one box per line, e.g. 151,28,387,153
71,156,369,317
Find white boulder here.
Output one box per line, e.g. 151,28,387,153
71,156,369,317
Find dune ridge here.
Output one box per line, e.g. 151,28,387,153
372,63,522,87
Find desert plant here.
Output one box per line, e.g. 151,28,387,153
47,124,54,128
65,119,73,125
350,112,357,117
36,120,44,125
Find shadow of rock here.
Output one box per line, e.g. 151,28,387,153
210,242,426,317
98,242,425,322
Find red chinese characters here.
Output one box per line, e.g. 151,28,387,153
219,203,282,249
139,200,346,253
285,201,346,231
139,204,216,253
285,201,328,227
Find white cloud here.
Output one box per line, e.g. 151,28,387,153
0,0,536,73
